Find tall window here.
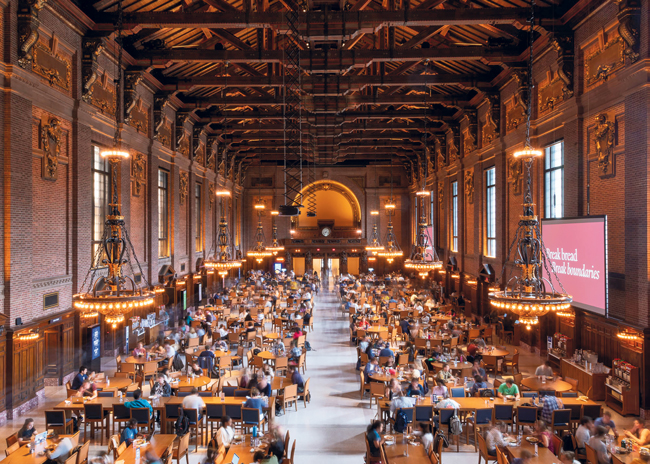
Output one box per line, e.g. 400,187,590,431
545,141,564,218
92,146,110,267
195,183,203,252
485,167,496,258
451,181,458,251
158,170,169,257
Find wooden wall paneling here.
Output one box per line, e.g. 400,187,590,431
0,338,6,414
61,319,75,383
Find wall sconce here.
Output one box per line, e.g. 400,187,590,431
617,330,640,341
18,330,39,341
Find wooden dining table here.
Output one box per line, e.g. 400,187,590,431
257,351,277,360
2,435,75,464
224,435,268,464
124,355,167,365
382,437,430,464
117,434,177,463
520,377,573,392
94,377,133,390
505,435,562,463
169,375,211,390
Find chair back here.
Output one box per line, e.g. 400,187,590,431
5,442,19,457
477,432,489,458
198,391,213,397
567,403,582,421
539,390,556,397
582,404,603,420
184,408,200,424
64,454,78,464
475,408,493,425
235,389,251,397
415,405,434,422
561,391,578,398
177,433,190,459
450,387,465,398
197,356,213,371
164,403,181,419
45,410,66,426
551,434,562,457
438,408,455,425
493,404,514,422
222,386,237,396
225,403,242,420
206,403,224,419
84,403,103,420
284,383,299,400
585,444,599,464
522,391,538,398
113,403,130,419
130,408,151,426
552,409,572,426
116,441,127,457
242,407,261,425
98,390,116,397
76,440,90,464
517,406,538,424
177,392,192,397
5,433,18,448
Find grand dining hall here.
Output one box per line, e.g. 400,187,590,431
0,0,649,463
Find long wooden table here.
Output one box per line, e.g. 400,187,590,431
117,434,176,462
382,439,429,464
520,377,573,393
2,435,75,464
224,435,267,464
505,435,562,464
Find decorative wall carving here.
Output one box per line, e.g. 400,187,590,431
153,96,171,148
447,125,459,164
217,144,226,176
506,69,528,132
482,94,500,146
131,153,146,197
88,73,116,116
193,127,206,165
17,0,48,69
464,169,474,204
207,137,217,171
538,69,573,113
81,38,104,102
616,0,641,63
40,117,61,181
584,34,625,87
227,154,236,181
594,113,615,176
435,136,446,170
508,156,523,195
438,182,444,208
176,113,190,157
209,183,215,210
32,37,71,91
179,172,189,205
547,32,575,106
426,146,434,174
462,110,477,156
126,99,149,134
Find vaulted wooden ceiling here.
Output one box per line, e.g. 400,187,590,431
77,0,597,168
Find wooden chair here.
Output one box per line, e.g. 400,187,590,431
281,384,299,412
477,431,497,464
496,447,508,464
121,363,137,379
493,404,514,432
359,371,370,399
297,378,311,407
143,361,159,380
112,403,131,436
242,407,267,435
483,355,499,375
550,409,572,437
76,440,90,464
107,435,120,461
516,406,538,433
206,403,224,437
4,442,19,457
288,439,296,464
130,408,154,435
5,433,18,448
64,454,78,464
503,351,519,374
173,432,190,464
550,434,562,458
116,356,122,372
45,410,74,435
83,403,109,445
369,381,384,406
365,435,382,463
585,444,598,464
184,408,204,451
274,357,289,376
466,408,493,451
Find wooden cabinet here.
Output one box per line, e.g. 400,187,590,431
560,359,608,400
606,360,639,416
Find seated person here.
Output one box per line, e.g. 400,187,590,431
257,375,272,398
534,420,555,454
244,387,266,419
151,373,172,397
149,342,166,356
379,343,395,359
535,361,554,377
124,388,153,417
436,364,454,383
44,434,75,463
470,374,489,396
406,377,425,397
189,361,204,376
497,378,520,400
575,416,593,454
431,379,448,398
181,387,206,413
120,419,141,446
17,418,37,445
216,415,235,450
290,366,305,393
289,340,302,362
71,366,90,390
485,422,508,456
624,419,650,446
240,368,253,388
132,342,147,357
76,380,97,399
471,360,487,381
588,426,611,464
594,411,618,438
363,357,380,380
366,421,384,459
389,391,415,415
536,394,563,424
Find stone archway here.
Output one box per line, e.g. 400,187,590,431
294,180,362,228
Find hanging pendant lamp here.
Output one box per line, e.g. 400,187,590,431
377,153,403,263
247,143,273,263
366,157,384,254
404,94,442,277
488,0,572,330
73,0,153,328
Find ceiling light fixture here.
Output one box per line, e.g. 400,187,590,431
378,154,403,263
489,0,572,330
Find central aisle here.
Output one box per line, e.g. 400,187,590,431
276,282,378,463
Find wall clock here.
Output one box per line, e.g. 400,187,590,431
321,227,332,237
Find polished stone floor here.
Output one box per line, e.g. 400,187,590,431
0,281,635,463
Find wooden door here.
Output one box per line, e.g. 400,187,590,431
45,328,60,377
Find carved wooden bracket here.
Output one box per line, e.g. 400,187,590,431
464,169,474,204
81,38,104,103
506,68,528,133
462,109,477,156
550,32,574,98
131,152,146,197
153,95,172,148
236,159,247,186
218,144,226,176
446,124,460,164
435,136,446,170
176,113,190,157
481,94,499,146
40,117,61,181
123,70,143,124
179,171,189,205
616,0,641,63
227,153,236,181
17,0,47,69
207,136,218,171
193,126,207,165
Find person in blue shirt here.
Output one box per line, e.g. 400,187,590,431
379,343,394,359
406,377,425,397
289,366,305,392
124,389,153,418
594,411,618,437
71,366,88,390
363,356,379,381
366,420,384,458
243,387,266,419
470,374,489,396
120,419,140,445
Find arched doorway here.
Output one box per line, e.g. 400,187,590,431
293,180,361,229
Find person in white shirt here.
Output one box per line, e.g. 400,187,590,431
486,423,508,456
164,342,176,358
413,422,434,451
535,361,554,377
389,391,415,415
45,436,74,463
216,415,235,450
181,387,206,412
575,416,593,451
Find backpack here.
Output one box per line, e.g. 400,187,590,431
450,412,463,435
394,409,409,433
172,353,184,371
174,414,190,437
305,341,313,351
434,430,450,449
562,433,575,452
480,388,493,397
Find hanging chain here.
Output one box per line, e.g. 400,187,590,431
525,0,535,148
114,0,124,150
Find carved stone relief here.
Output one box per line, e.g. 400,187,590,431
123,71,143,124
153,96,171,148
594,113,616,176
447,125,459,164
132,153,146,197
179,171,189,205
176,113,190,158
17,0,48,69
32,35,71,91
435,136,446,170
584,31,625,87
464,169,474,204
616,0,641,63
81,37,104,103
438,182,444,208
508,156,523,195
209,183,215,210
40,117,61,181
482,94,500,146
462,110,477,156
